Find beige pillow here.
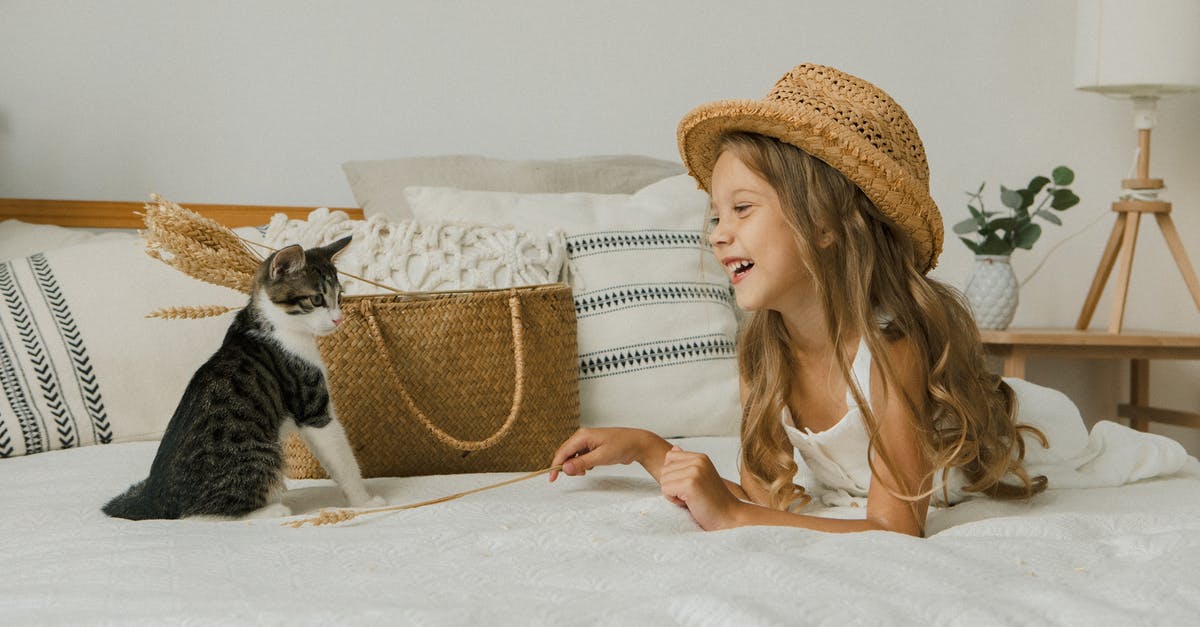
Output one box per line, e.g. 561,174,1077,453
0,219,131,261
0,232,254,457
342,154,684,221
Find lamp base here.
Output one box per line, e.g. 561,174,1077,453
1075,199,1200,333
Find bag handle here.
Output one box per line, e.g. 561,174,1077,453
361,292,526,451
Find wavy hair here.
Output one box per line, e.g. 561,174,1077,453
719,132,1048,513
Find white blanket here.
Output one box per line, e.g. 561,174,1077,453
3,438,1199,625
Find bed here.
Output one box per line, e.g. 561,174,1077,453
2,165,1200,625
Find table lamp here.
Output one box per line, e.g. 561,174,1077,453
1073,0,1200,333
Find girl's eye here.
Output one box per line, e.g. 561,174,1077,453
310,294,325,307
732,204,751,214
707,214,720,228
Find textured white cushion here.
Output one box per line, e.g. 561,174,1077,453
260,208,568,293
343,154,684,221
405,175,740,438
0,231,255,457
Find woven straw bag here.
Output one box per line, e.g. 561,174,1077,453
284,283,579,478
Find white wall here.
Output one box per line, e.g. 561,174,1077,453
3,0,1199,453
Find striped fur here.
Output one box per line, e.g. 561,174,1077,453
103,237,378,520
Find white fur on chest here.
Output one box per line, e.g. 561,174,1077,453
255,288,328,372
274,328,324,368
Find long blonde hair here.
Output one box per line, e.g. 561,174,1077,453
721,132,1048,511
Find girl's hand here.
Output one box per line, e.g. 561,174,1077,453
549,428,666,482
659,446,745,531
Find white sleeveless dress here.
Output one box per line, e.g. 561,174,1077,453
782,339,1189,508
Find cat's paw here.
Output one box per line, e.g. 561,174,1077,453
350,494,386,509
244,503,293,519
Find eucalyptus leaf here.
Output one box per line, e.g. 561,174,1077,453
953,217,980,234
1035,209,1062,225
1052,166,1074,186
1025,176,1050,197
1000,186,1023,210
960,237,982,254
1014,223,1042,249
1051,189,1080,210
979,236,1014,255
989,217,1018,232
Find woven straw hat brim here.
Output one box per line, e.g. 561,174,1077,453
677,98,943,273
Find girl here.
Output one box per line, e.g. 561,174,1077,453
548,64,1172,536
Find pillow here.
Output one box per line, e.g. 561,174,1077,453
0,230,259,457
260,208,568,293
405,175,740,438
0,219,133,261
343,154,684,221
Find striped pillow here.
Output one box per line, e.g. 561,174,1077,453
405,175,740,437
0,227,254,457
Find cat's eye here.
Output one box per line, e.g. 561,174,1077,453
310,294,325,307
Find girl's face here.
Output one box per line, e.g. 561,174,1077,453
708,151,812,313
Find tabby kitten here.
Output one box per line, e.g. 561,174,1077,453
104,236,383,520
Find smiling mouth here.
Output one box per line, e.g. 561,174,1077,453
726,259,754,282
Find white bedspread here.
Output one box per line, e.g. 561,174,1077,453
3,438,1199,626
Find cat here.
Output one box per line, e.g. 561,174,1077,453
103,236,384,520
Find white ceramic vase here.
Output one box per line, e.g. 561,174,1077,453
964,255,1018,330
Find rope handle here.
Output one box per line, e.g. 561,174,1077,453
360,292,527,452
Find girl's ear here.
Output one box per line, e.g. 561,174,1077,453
270,245,306,279
817,229,836,249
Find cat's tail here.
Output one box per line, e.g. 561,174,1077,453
102,480,163,520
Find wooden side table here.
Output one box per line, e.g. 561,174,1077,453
980,328,1200,432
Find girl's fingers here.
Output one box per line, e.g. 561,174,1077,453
549,431,592,481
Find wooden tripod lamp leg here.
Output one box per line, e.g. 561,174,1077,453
1108,212,1143,334
1154,213,1200,312
1076,217,1127,330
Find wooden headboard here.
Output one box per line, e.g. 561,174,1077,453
0,198,364,229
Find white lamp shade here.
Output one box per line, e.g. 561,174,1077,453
1075,0,1200,96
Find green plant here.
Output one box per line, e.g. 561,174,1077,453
954,166,1080,256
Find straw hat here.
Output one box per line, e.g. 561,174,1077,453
677,63,943,272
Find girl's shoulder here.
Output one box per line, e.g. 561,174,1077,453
866,334,926,406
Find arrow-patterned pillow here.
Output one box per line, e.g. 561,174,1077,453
0,231,249,457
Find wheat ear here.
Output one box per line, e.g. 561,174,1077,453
145,305,241,320
140,193,261,294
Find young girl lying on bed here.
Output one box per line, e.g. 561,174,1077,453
548,63,1187,536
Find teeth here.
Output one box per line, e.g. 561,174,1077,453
726,260,753,273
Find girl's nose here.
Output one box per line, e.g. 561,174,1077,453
708,219,731,247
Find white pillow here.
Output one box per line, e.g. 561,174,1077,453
343,154,685,221
0,219,132,261
0,231,255,457
260,208,568,294
405,175,740,438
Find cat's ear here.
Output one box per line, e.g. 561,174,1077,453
321,236,352,260
270,245,306,279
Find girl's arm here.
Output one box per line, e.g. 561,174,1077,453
549,427,674,482
664,338,932,536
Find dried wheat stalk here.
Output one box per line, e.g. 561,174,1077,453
140,193,261,295
138,194,265,319
145,305,241,320
139,194,402,317
284,465,562,528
